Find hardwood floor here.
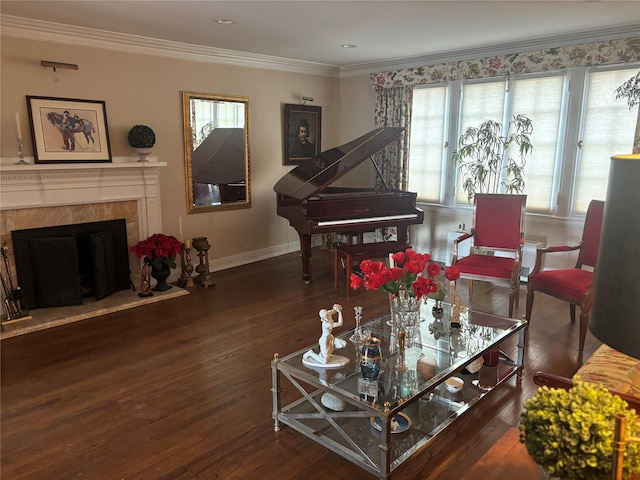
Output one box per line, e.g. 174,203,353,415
1,248,602,479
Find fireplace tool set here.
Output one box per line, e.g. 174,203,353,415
1,242,29,322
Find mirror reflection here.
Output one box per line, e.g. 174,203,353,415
183,91,251,213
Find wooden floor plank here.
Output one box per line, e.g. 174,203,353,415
1,248,601,479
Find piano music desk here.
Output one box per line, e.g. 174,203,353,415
334,241,410,298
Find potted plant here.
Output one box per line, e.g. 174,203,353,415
452,114,533,203
615,70,640,153
130,233,182,292
127,124,156,162
519,378,640,479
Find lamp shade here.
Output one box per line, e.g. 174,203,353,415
589,154,640,360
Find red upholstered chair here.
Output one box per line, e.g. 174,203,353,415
525,200,605,353
452,194,527,318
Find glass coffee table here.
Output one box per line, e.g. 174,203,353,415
271,299,526,479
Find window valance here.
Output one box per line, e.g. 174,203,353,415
371,37,640,90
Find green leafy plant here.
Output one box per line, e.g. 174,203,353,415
519,378,640,480
615,70,640,153
452,114,533,203
615,70,640,109
127,125,156,149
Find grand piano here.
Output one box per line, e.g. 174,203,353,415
274,127,424,283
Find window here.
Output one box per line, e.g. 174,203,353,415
408,86,448,203
409,65,639,217
574,69,639,213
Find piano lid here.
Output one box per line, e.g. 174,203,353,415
273,127,404,201
192,127,246,185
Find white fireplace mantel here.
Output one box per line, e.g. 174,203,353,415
0,156,167,239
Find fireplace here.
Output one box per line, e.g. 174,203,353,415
0,160,166,319
12,220,132,309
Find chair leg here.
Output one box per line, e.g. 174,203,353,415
467,280,473,306
569,304,576,324
334,250,340,291
345,253,353,299
525,289,535,327
508,289,515,318
578,310,589,353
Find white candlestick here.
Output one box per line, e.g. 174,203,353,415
15,112,22,140
178,216,183,241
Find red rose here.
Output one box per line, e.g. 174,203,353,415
427,263,442,278
387,267,403,282
350,274,363,290
403,260,424,275
391,251,406,267
444,266,460,281
413,276,438,299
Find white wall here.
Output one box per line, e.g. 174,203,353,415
1,33,589,274
0,35,340,271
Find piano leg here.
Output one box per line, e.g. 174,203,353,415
397,227,409,244
300,234,312,284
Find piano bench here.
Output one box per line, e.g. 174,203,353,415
334,241,411,298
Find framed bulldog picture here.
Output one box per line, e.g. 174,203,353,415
26,95,112,163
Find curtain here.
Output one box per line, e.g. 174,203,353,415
370,37,640,89
373,85,414,190
373,86,414,242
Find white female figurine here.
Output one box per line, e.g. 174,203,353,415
302,304,350,368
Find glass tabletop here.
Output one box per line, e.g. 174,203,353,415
276,298,524,414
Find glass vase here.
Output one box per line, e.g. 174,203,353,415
390,288,421,348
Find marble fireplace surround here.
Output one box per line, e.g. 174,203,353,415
0,157,187,337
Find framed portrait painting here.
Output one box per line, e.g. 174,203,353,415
284,103,321,165
26,96,112,164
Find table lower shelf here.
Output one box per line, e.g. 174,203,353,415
275,362,520,479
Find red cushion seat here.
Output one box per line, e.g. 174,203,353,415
529,269,593,301
455,255,516,280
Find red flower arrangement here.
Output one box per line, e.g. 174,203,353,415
350,248,460,300
130,233,183,270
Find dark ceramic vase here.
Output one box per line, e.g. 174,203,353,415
432,303,444,320
360,337,382,380
151,265,172,291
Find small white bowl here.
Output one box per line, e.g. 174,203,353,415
445,376,464,393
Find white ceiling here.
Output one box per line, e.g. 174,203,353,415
1,1,639,71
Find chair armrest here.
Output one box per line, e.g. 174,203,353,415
533,372,575,390
452,230,474,264
533,372,640,412
540,244,581,254
529,242,583,276
453,230,473,245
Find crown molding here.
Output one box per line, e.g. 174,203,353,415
0,15,340,78
2,14,637,79
339,23,640,77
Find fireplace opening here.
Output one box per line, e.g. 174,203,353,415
12,220,132,310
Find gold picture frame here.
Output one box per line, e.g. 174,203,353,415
284,103,321,165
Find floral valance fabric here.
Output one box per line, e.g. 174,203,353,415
371,37,640,90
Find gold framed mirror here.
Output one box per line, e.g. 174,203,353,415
183,91,251,213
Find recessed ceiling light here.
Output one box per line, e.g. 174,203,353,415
214,18,237,25
341,44,358,49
